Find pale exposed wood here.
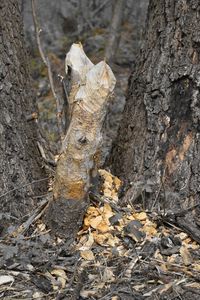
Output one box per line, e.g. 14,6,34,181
45,43,116,239
53,43,116,201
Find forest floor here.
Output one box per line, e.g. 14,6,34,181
1,22,200,300
1,173,200,300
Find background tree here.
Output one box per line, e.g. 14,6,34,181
105,0,126,62
110,0,200,236
0,0,46,227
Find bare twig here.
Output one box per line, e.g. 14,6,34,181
7,197,51,239
151,168,166,212
31,0,64,141
0,177,49,199
92,0,111,18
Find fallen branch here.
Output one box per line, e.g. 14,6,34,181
5,196,50,239
0,177,49,200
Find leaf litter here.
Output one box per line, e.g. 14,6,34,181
1,169,200,299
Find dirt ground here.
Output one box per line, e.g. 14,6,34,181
1,177,200,300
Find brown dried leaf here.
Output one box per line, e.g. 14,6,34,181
113,176,122,191
80,290,97,299
102,203,114,221
97,220,110,233
102,268,115,282
159,282,173,295
104,188,112,198
193,262,200,271
90,215,103,229
143,224,157,236
93,232,119,247
178,232,188,240
80,250,95,261
133,212,147,221
133,284,145,291
111,296,119,300
51,269,67,289
180,246,192,266
79,231,94,250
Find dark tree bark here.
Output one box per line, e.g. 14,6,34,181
0,0,46,225
110,0,200,221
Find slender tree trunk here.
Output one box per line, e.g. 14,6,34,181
110,0,200,221
0,0,46,225
105,0,126,62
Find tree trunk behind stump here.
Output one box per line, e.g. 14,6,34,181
0,0,46,228
110,0,200,225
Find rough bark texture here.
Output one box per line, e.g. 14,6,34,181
0,0,46,225
110,0,200,218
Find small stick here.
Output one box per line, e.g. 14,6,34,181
31,0,64,141
7,197,50,239
0,177,49,199
92,0,110,19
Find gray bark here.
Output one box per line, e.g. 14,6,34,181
110,0,200,221
0,0,46,225
105,0,126,62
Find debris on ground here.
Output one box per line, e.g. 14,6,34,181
1,170,200,299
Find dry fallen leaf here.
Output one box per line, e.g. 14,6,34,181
158,282,173,295
178,232,188,240
190,241,199,250
90,215,103,229
180,246,192,266
104,188,112,198
143,224,157,236
167,254,177,265
0,275,14,285
111,296,119,300
183,237,192,244
84,206,101,227
133,284,145,291
143,219,157,237
80,289,97,299
51,269,67,289
154,249,163,261
102,268,115,282
133,211,147,221
80,250,95,261
102,203,113,220
93,231,119,247
79,231,94,251
113,176,121,190
193,262,200,272
96,220,110,233
98,169,121,201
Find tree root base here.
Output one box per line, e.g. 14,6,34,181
44,197,88,239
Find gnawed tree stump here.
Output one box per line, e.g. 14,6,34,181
45,43,116,239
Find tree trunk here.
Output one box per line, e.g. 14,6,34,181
105,0,126,62
0,0,46,227
110,0,200,221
